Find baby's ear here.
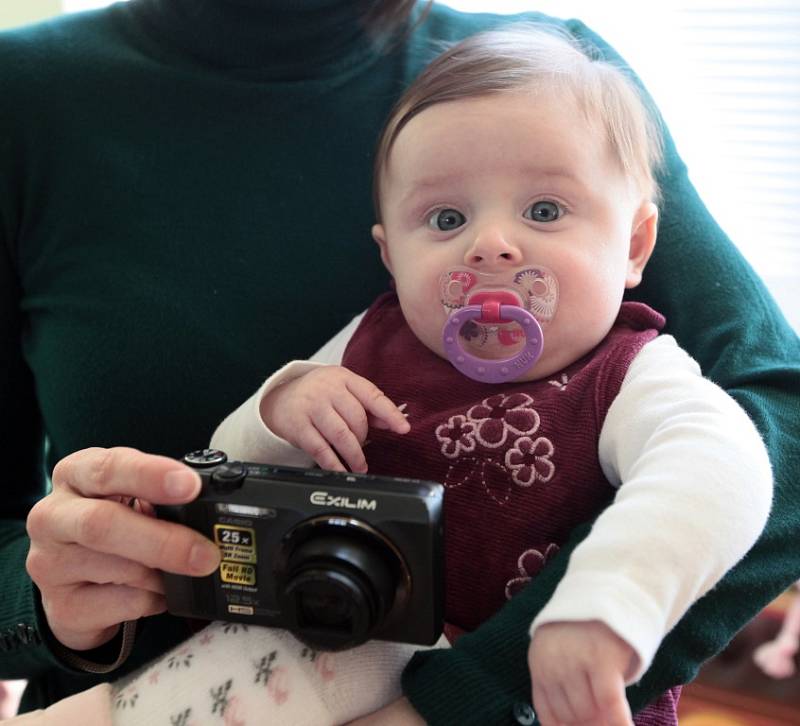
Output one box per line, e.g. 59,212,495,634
626,202,658,289
372,224,392,273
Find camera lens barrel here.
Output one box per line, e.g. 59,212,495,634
277,525,404,651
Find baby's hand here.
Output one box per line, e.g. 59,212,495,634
260,366,410,473
529,620,636,726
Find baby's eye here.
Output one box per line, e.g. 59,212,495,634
524,200,564,223
428,208,466,231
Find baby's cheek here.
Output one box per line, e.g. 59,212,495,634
404,308,446,357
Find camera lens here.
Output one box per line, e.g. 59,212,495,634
289,567,368,637
298,588,351,628
277,528,401,651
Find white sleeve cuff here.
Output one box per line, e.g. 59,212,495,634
530,573,666,683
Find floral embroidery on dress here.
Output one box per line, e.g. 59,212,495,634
467,393,539,448
504,543,561,599
443,456,476,490
482,458,516,504
548,373,570,390
505,437,555,486
445,456,517,504
437,392,554,502
436,414,477,458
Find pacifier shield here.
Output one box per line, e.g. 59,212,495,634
439,266,558,323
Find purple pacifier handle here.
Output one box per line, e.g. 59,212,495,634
442,305,544,383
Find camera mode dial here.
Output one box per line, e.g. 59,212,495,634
183,449,228,468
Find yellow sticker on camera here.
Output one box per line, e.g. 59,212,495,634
213,525,256,564
219,561,256,586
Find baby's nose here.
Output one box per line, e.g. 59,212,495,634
465,227,523,266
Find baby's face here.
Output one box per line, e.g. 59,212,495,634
373,90,657,381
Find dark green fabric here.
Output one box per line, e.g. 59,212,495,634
1,1,797,722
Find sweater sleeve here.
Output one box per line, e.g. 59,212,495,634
0,66,70,679
529,336,772,683
403,16,800,726
209,314,362,463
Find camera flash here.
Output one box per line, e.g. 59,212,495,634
216,502,276,518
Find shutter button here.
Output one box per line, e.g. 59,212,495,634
512,701,536,725
210,461,247,493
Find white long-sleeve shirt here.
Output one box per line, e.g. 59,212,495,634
211,313,772,683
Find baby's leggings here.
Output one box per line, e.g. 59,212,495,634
7,623,446,726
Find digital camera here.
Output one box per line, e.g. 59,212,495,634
156,449,444,651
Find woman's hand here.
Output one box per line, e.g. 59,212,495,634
25,447,221,652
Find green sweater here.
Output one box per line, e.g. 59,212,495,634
1,1,798,722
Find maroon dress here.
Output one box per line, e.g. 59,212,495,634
342,292,680,724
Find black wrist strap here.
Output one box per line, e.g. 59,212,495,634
50,620,137,674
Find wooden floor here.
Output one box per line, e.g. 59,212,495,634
676,591,800,725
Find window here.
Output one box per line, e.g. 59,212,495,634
62,0,112,10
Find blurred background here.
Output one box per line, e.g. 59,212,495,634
1,1,799,723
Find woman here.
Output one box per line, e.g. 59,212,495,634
2,1,798,723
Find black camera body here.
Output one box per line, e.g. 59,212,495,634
156,450,444,651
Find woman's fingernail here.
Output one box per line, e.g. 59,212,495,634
164,470,199,499
190,542,220,574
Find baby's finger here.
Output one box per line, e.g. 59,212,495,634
311,409,367,473
590,671,633,726
292,422,347,472
331,390,371,444
346,376,410,434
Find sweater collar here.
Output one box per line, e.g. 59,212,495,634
128,0,381,79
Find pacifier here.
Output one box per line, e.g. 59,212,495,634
440,266,558,383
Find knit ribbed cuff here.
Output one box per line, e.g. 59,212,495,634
0,527,66,679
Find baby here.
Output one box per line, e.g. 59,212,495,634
209,25,772,726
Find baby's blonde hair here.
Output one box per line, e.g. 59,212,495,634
373,24,664,219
